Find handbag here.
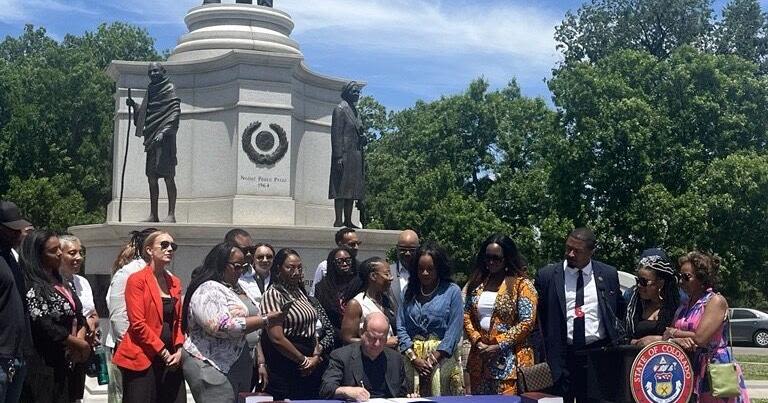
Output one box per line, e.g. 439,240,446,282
706,311,741,398
503,277,555,393
517,361,554,393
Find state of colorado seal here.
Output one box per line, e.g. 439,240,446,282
631,341,693,403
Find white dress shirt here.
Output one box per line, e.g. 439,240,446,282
564,260,605,345
238,265,264,307
105,258,146,348
10,248,18,262
309,259,328,297
72,274,96,317
389,261,410,308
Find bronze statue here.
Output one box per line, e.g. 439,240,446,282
203,0,273,5
126,62,181,223
329,82,365,228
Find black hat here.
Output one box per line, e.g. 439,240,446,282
0,201,32,230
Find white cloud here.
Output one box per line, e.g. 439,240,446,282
0,0,98,23
87,0,559,68
282,0,559,67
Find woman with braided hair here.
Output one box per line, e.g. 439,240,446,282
104,227,157,403
625,248,680,346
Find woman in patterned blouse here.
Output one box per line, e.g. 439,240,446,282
261,248,332,400
20,230,91,403
463,234,538,395
182,242,284,402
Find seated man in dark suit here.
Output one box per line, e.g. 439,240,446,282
320,312,411,401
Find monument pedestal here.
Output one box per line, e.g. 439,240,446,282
70,3,395,286
103,2,361,227
70,223,397,289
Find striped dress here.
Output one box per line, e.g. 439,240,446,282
260,283,321,400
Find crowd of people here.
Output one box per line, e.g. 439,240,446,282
0,199,752,403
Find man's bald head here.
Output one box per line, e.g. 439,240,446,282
361,312,389,359
362,311,389,333
398,229,419,245
396,229,419,267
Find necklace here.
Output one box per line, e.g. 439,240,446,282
420,284,437,297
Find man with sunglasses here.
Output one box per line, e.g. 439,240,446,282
224,229,262,305
388,229,419,308
310,227,360,296
534,227,626,403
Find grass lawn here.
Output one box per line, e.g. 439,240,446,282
736,354,768,380
752,400,768,403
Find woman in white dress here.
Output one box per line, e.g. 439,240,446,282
340,256,398,347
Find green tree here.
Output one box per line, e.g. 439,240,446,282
556,0,712,63
0,24,160,229
714,0,767,66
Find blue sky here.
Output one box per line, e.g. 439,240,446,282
0,0,755,110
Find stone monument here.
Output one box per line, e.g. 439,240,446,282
69,2,398,293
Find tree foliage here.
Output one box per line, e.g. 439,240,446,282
0,24,160,232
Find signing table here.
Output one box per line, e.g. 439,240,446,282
290,396,521,403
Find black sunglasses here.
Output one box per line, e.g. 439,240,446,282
335,257,353,265
397,246,419,254
228,261,247,271
636,277,655,287
680,273,694,282
485,254,504,263
160,241,178,251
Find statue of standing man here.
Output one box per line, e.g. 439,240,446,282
127,62,181,223
329,82,365,228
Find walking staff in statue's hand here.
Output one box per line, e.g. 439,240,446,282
329,82,366,228
126,62,181,223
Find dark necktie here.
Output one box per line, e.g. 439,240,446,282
573,269,586,348
256,275,265,293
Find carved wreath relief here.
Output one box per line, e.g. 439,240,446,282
242,121,288,165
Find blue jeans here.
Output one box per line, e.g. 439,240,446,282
0,359,26,403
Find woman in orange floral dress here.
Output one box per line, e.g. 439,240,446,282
463,234,538,395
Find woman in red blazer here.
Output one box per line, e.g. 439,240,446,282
112,231,186,403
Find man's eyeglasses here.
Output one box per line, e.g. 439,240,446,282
335,257,353,266
160,241,178,251
485,254,504,263
228,261,247,271
397,246,418,254
636,277,655,287
680,273,694,282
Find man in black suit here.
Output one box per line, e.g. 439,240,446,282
320,312,411,400
535,228,626,402
0,201,33,403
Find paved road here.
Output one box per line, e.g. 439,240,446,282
748,380,768,399
734,345,768,356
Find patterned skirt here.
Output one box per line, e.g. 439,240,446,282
404,336,465,396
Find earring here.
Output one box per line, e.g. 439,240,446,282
658,288,664,301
